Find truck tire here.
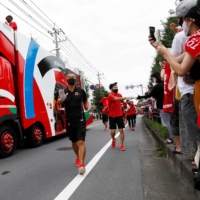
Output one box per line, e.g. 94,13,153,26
26,123,44,148
0,126,17,158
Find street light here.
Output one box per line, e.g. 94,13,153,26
125,84,144,95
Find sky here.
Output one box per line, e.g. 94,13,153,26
0,0,177,99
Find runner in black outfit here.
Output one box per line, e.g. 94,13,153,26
59,72,90,175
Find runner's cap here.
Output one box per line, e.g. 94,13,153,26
109,82,117,90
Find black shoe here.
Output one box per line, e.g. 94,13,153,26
192,168,198,175
165,138,174,144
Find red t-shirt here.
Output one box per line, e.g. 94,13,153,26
102,107,109,114
103,98,108,107
163,62,174,113
127,103,136,115
9,22,17,31
132,104,136,115
185,30,200,59
108,92,122,117
123,102,127,112
100,98,109,114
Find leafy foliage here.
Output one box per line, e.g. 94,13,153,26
85,83,90,98
156,144,167,157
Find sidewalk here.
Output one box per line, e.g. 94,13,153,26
142,116,200,199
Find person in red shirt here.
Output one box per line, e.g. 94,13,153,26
5,15,17,31
54,96,64,130
108,82,134,151
101,106,108,130
126,100,137,130
126,100,134,130
100,97,109,131
122,101,128,126
132,101,137,126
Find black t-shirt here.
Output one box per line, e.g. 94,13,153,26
138,82,164,109
63,87,87,122
190,60,200,81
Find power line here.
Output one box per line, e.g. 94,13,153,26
19,0,99,75
21,0,100,75
29,0,56,25
59,42,98,75
8,0,50,32
59,43,98,76
66,37,100,72
3,1,103,83
0,2,53,41
56,33,99,74
19,0,54,29
103,75,111,84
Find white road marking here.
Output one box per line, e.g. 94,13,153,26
54,125,127,200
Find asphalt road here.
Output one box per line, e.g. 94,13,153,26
0,117,198,200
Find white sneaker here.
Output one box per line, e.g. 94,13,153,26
78,164,86,175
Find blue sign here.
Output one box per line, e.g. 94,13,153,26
90,85,95,90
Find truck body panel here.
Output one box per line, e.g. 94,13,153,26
0,20,92,157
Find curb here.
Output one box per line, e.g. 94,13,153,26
142,117,200,199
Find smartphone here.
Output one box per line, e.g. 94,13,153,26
149,26,156,41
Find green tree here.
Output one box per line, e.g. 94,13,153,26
85,82,90,98
92,86,109,113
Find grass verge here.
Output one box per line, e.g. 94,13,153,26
156,144,166,157
143,117,169,139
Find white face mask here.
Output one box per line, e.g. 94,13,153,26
182,21,190,36
152,83,157,86
152,77,156,83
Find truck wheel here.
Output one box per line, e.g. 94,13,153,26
27,124,44,148
0,126,17,158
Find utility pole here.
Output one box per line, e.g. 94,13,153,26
140,84,144,96
48,24,67,57
97,71,104,88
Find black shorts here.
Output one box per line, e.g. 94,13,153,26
102,114,108,123
109,116,125,129
127,115,132,121
132,114,136,120
66,120,86,143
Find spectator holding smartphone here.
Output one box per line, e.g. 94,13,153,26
149,0,200,171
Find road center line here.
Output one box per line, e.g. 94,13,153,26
54,126,127,200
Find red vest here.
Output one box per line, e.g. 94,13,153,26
163,62,175,113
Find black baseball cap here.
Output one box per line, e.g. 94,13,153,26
185,5,200,19
109,82,117,90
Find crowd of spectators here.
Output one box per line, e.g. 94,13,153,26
137,0,200,190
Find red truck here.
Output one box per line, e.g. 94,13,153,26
0,21,92,158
